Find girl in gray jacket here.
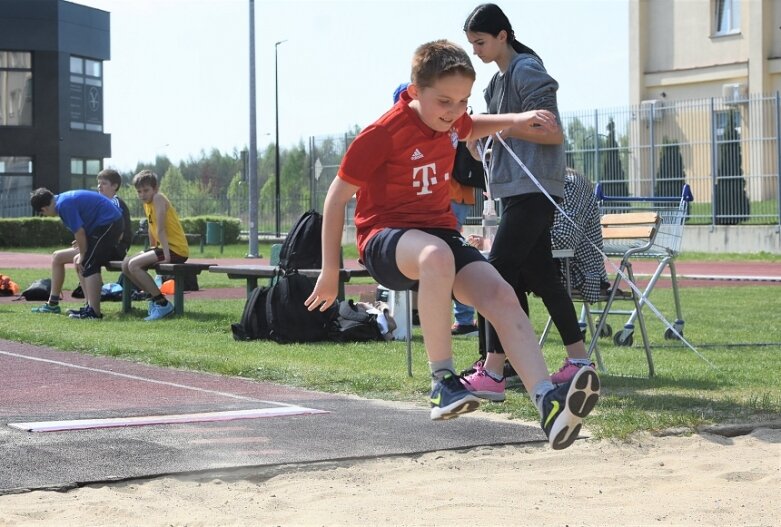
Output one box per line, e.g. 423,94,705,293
463,3,593,399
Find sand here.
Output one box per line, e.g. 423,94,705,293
1,426,779,526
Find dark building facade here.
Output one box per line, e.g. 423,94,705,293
0,0,110,217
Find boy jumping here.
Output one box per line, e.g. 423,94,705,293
306,40,599,450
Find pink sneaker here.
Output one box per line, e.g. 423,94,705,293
462,369,505,402
551,359,596,384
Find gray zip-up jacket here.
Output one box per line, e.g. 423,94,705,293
484,53,566,200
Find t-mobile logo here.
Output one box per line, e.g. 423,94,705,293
412,163,449,195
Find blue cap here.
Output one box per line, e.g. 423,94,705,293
392,82,410,104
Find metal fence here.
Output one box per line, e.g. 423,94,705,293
3,94,780,235
310,92,781,229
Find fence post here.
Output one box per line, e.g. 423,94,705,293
776,92,781,233
593,109,600,182
710,97,718,229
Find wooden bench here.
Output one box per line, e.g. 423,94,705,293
208,265,370,300
104,261,213,315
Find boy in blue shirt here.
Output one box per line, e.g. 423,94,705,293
30,188,123,319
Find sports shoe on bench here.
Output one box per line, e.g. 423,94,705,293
144,301,175,321
430,371,481,420
540,366,600,450
32,303,61,314
551,358,596,384
462,367,506,402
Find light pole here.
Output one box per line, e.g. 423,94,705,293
247,0,259,257
274,39,287,238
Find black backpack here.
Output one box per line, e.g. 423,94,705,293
278,210,323,271
231,273,337,343
451,142,486,190
231,285,271,341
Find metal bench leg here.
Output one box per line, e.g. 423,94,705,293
405,290,412,377
173,274,185,315
121,274,132,314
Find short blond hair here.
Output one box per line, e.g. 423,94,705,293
411,39,475,89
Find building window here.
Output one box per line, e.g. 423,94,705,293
70,157,102,190
0,51,33,126
0,157,33,217
714,0,741,35
69,55,103,132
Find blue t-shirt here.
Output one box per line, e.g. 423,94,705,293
55,190,122,235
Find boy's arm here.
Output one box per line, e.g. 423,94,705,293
305,176,359,312
152,194,171,261
467,111,563,145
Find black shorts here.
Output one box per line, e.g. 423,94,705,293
81,218,124,278
363,228,485,291
152,247,188,263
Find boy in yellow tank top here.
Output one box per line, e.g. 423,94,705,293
122,170,189,321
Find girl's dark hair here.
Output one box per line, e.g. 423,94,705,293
463,3,541,62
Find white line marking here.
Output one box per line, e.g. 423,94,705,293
9,407,329,432
0,350,298,407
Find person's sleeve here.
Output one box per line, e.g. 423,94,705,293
512,57,559,114
58,201,83,233
456,113,473,141
338,125,391,186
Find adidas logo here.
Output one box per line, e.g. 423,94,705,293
410,148,424,161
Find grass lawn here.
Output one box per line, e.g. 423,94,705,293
1,260,779,440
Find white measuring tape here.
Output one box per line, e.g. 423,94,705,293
477,132,715,369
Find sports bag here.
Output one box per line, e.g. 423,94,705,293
231,285,271,341
265,272,336,343
331,299,384,342
231,272,337,343
278,210,323,272
451,142,486,190
20,278,51,301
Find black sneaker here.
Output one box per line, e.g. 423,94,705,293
430,371,481,421
451,323,479,337
540,366,600,450
66,304,89,316
68,306,103,320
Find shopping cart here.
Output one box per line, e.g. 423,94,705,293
588,184,694,376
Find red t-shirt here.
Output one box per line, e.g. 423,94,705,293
339,90,473,258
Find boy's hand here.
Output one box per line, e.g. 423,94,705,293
305,269,339,312
502,109,560,141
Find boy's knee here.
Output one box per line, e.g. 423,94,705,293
420,245,455,272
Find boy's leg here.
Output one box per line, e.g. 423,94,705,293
50,247,78,301
455,260,600,449
122,250,160,295
364,228,480,420
394,230,456,364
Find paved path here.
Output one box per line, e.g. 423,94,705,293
0,339,544,494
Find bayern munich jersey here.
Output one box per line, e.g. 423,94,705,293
338,89,473,257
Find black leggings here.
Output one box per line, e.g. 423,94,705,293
479,193,582,355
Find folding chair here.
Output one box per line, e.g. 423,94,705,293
588,184,694,377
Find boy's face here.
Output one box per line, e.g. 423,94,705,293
96,177,119,198
38,202,57,217
466,31,505,65
135,184,157,204
409,74,473,133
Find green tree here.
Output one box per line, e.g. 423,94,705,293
600,118,629,198
715,112,750,225
655,137,687,197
